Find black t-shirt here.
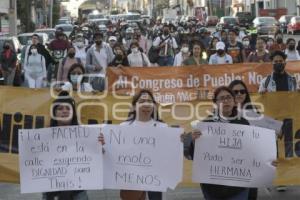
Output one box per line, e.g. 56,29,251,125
226,41,244,63
274,72,289,91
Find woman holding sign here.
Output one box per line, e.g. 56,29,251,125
189,86,251,200
98,89,168,200
43,91,88,200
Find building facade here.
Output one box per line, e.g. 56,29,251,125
0,0,10,33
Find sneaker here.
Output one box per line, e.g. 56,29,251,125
276,185,287,192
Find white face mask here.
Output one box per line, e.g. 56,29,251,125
181,47,189,53
243,41,250,46
31,49,38,55
131,48,139,53
70,75,82,84
76,42,84,48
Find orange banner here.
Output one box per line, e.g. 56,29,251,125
107,62,300,103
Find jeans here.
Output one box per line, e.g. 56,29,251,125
158,56,174,66
202,188,249,200
148,191,162,200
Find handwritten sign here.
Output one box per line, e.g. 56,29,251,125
192,122,276,187
18,126,103,193
102,125,183,192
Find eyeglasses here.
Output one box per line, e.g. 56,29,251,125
216,95,234,102
233,89,247,95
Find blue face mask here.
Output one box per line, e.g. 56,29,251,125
70,75,81,84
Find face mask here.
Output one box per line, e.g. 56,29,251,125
181,47,189,53
273,63,285,74
267,41,273,46
131,48,139,53
276,38,283,44
243,41,250,46
70,75,81,84
77,42,84,48
217,50,225,56
288,45,295,51
4,45,9,49
68,52,75,58
163,30,169,35
115,54,123,60
95,40,102,45
31,49,38,54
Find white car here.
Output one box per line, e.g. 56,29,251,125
55,24,73,37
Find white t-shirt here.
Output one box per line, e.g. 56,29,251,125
120,119,167,128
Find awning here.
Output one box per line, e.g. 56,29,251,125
0,8,9,14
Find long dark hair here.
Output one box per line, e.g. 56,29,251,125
67,63,86,84
127,89,162,122
212,86,238,117
228,80,255,110
50,91,78,127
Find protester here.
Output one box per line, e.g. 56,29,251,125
73,34,87,67
259,50,298,93
269,32,286,54
24,44,47,88
189,86,251,200
57,46,81,82
153,24,178,66
108,35,118,49
225,29,246,63
109,44,129,67
242,36,252,58
135,29,148,54
247,37,271,63
43,91,89,200
208,41,233,64
61,63,93,92
0,42,17,85
127,42,151,67
207,37,220,60
173,40,190,66
285,38,300,61
86,32,114,91
183,40,207,65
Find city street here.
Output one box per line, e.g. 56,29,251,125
0,183,300,200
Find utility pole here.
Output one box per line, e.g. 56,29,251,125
49,0,53,28
9,0,17,36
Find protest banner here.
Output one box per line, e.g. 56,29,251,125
192,122,277,187
101,125,183,192
107,61,300,103
0,87,300,186
18,126,103,193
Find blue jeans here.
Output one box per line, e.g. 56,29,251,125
202,188,249,200
158,56,174,66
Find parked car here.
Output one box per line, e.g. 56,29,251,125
35,28,56,41
287,16,300,35
234,12,254,28
216,17,239,31
18,32,49,46
54,24,73,37
279,15,295,33
205,16,219,27
252,17,279,35
0,36,22,54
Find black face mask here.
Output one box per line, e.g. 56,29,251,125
95,40,102,45
273,63,285,74
115,54,123,60
163,31,169,35
4,45,9,49
68,52,75,58
217,50,225,56
288,45,295,51
276,38,283,44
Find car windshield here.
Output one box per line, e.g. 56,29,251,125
36,30,55,40
224,18,237,23
286,16,293,22
57,26,73,32
126,15,141,21
259,18,276,24
89,14,104,20
96,20,108,25
18,36,32,46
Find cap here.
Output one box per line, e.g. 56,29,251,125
108,36,117,41
216,42,225,50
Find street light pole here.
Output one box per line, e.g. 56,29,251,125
9,0,17,36
49,0,53,28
